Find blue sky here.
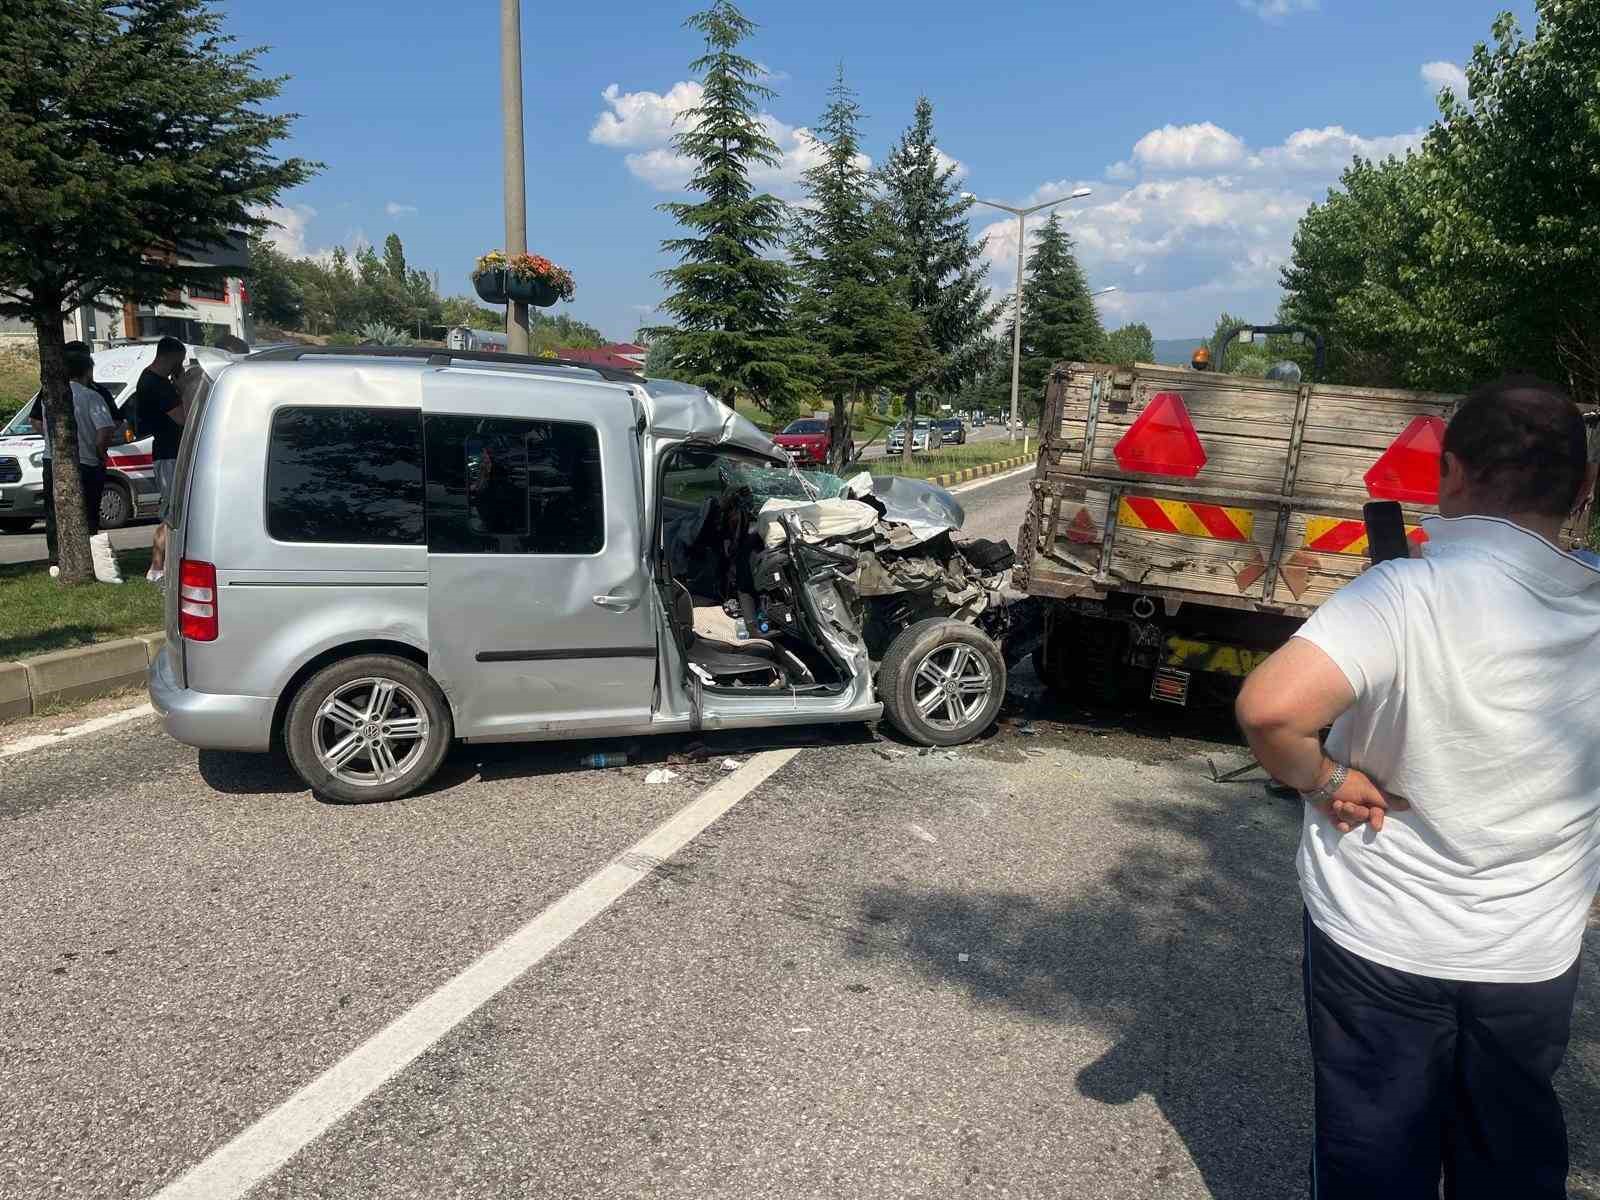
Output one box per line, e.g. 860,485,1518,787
228,0,1537,341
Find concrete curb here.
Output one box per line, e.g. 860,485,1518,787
926,454,1032,490
2,631,164,720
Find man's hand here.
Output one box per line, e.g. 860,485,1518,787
1319,767,1409,833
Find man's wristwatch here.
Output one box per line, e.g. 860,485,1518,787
1301,761,1349,805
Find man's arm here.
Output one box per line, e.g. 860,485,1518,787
1236,638,1403,832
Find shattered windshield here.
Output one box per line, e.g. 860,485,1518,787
720,463,852,508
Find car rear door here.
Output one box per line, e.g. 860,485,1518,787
423,370,655,739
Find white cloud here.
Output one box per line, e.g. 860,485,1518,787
252,203,316,257
980,112,1424,336
1249,125,1422,172
590,81,704,149
384,201,418,217
935,148,968,181
591,80,865,198
1132,123,1247,172
1421,60,1469,99
1239,0,1317,18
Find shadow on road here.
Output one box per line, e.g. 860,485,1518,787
197,722,878,804
845,784,1600,1199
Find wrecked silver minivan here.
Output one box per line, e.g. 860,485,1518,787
151,347,1016,801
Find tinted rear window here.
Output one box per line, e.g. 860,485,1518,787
265,407,424,544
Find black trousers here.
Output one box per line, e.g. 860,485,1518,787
1303,910,1581,1199
42,460,105,564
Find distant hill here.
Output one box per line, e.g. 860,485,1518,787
1152,337,1206,366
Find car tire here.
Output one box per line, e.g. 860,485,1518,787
0,517,37,534
284,654,454,803
98,480,132,530
878,618,1006,747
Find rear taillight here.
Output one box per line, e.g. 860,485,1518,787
179,559,218,642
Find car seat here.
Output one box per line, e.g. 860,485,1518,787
668,579,790,686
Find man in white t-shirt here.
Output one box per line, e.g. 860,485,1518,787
1237,376,1599,1200
39,348,118,573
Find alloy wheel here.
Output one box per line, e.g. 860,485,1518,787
311,677,430,788
911,644,994,732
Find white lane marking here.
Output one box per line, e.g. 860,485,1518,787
152,746,802,1200
947,464,1034,496
0,701,155,760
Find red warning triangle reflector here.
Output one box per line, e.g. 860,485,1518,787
1113,392,1207,478
1365,415,1446,504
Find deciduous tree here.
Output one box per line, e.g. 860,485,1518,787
1103,322,1155,367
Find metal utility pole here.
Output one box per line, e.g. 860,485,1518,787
964,188,1094,448
500,0,530,354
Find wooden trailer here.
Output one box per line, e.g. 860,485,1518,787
1014,360,1594,709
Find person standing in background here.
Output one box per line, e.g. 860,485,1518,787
132,336,188,584
40,347,119,579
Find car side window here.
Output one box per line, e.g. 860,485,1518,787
265,406,425,544
423,414,603,555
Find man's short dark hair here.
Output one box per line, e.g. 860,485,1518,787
64,349,94,379
155,335,186,359
1443,376,1590,517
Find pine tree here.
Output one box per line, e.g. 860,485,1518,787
0,0,313,582
1017,213,1105,414
791,70,925,468
382,234,408,282
650,1,811,414
881,97,996,448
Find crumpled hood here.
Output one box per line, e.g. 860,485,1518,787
852,473,966,545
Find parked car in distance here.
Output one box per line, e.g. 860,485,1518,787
885,418,937,455
772,417,850,466
0,341,237,534
151,346,1019,803
936,417,966,445
971,414,986,428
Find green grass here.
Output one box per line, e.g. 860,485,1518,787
0,343,40,428
0,548,165,660
866,439,1030,480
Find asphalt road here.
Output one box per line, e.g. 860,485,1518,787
0,520,157,566
2,470,1596,1200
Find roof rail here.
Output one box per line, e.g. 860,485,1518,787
246,343,646,384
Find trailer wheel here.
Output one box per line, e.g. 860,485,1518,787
879,619,1006,746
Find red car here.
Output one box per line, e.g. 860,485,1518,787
772,418,851,466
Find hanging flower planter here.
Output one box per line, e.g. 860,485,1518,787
506,274,562,307
472,266,509,304
470,249,576,309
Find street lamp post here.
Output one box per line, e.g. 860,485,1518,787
500,0,530,355
964,188,1093,451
